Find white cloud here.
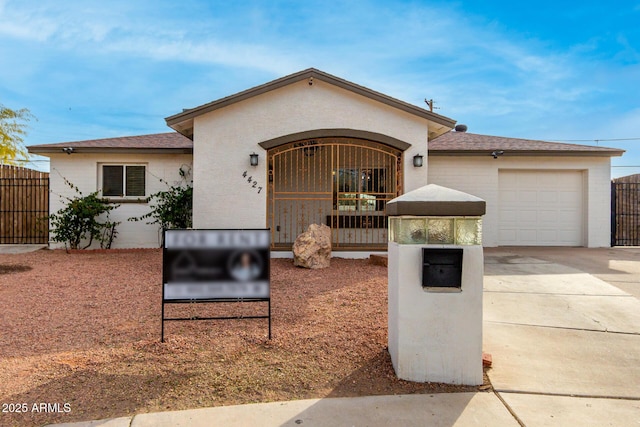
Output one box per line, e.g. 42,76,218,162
0,6,59,41
2,0,638,148
0,0,573,89
102,36,299,76
0,1,303,75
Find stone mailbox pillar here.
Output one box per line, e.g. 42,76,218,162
386,184,486,385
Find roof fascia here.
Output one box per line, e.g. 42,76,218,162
27,147,193,155
427,150,624,157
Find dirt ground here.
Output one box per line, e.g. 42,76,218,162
0,249,486,426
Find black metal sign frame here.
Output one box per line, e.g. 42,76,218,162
161,229,271,342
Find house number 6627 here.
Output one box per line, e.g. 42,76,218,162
242,171,263,193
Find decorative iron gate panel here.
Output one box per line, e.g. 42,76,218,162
268,138,402,250
611,181,640,246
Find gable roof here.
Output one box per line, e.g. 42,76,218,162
165,68,457,139
429,131,624,157
27,133,192,155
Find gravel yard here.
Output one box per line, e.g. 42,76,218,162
0,249,482,426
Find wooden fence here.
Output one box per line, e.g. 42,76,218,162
611,174,640,246
0,165,49,244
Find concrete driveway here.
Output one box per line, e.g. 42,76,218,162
488,246,640,299
483,248,640,426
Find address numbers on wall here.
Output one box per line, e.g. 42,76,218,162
242,171,263,193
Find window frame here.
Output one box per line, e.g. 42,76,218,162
98,163,148,201
333,167,388,212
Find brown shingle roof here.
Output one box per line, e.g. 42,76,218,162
429,131,624,157
27,132,193,154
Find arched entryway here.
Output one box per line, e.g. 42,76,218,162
267,137,403,250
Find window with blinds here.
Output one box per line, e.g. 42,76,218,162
101,164,146,198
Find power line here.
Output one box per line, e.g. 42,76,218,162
553,137,640,142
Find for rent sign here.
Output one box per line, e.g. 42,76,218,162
161,229,271,341
163,229,270,300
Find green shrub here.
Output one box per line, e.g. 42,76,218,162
129,168,193,245
49,177,120,250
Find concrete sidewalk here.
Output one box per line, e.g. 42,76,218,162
48,249,640,426
51,393,518,427
0,244,46,254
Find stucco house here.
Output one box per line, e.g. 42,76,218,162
28,68,623,251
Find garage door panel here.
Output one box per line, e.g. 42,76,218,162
499,171,583,246
557,209,578,223
519,190,538,204
499,208,519,222
499,229,517,243
559,229,581,241
562,173,583,185
559,191,581,205
518,174,539,187
518,210,537,222
501,190,518,203
538,174,558,186
538,230,558,242
538,191,558,203
520,232,534,243
538,209,557,223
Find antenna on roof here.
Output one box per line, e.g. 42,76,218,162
424,99,440,112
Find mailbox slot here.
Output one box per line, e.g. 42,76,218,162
422,248,463,288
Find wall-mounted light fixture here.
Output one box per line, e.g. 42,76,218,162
62,147,74,155
413,154,424,167
250,152,259,167
491,150,504,159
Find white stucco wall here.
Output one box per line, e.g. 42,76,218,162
388,242,484,385
427,155,612,247
48,153,192,249
192,79,434,230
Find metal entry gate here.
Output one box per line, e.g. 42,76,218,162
611,181,640,246
268,138,402,250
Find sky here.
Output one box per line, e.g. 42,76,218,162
0,0,639,176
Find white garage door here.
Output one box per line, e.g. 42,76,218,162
498,170,584,246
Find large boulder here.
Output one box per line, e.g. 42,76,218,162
293,223,332,269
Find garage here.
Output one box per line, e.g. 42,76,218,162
498,170,584,246
428,131,624,248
